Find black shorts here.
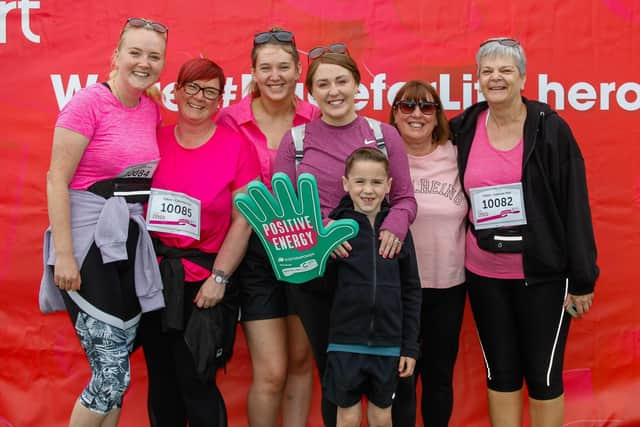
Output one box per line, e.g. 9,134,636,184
234,233,289,321
323,351,399,409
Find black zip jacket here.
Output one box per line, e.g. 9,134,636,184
326,196,421,358
450,98,599,295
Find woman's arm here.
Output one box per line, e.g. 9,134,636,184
380,125,418,256
193,182,256,309
47,127,89,291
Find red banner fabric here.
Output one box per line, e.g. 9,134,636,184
0,1,638,425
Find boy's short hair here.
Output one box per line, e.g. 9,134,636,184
344,147,389,177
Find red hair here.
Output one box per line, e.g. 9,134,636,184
176,58,225,91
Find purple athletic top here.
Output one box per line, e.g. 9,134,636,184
275,116,416,240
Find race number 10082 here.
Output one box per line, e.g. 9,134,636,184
481,196,513,210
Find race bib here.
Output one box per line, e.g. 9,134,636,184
146,188,201,240
469,183,527,230
117,160,159,179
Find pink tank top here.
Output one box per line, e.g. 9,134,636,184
463,110,524,279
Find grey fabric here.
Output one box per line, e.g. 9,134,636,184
40,190,164,313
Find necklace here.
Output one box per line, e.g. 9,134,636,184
486,104,526,129
110,79,138,108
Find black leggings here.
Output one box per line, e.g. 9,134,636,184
139,282,227,427
393,284,467,427
467,270,570,400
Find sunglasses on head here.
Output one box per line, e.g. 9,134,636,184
126,18,168,35
254,30,295,45
394,100,439,115
480,37,519,48
308,43,348,62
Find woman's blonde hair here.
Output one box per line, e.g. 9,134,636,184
249,26,300,101
109,18,168,104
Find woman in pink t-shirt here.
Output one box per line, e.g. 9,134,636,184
215,28,320,427
138,58,260,427
390,80,468,427
44,18,167,426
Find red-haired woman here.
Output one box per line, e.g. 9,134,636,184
138,57,260,427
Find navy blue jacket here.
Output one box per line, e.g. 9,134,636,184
327,196,421,358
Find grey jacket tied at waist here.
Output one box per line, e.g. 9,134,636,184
39,190,165,313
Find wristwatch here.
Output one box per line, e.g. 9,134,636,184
212,269,229,286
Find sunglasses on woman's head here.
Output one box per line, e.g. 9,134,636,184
126,18,168,35
308,43,348,62
480,37,519,48
254,30,295,45
394,100,439,115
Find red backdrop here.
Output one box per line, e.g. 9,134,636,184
1,1,639,426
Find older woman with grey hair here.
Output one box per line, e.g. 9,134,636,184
450,38,599,426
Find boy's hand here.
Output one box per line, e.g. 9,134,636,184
398,356,416,377
234,172,358,284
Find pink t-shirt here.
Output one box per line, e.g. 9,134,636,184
463,110,524,279
150,124,260,281
409,141,467,288
56,83,161,190
215,95,320,190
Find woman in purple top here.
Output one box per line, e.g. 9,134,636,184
275,44,416,426
215,27,320,427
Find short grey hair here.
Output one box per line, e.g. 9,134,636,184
476,40,527,76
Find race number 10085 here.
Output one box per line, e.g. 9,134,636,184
160,203,192,217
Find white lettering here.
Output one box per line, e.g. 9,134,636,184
538,74,565,110
387,81,406,105
370,73,386,110
163,82,176,111
462,73,474,109
568,82,597,111
599,82,616,110
51,74,99,109
439,74,460,110
354,83,370,110
49,71,639,113
0,0,39,43
221,76,238,107
616,82,640,111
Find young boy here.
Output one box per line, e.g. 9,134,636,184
324,147,421,427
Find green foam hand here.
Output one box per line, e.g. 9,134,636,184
234,172,359,284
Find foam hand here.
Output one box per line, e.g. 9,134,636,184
234,172,358,284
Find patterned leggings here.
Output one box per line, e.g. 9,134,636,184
75,312,137,414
